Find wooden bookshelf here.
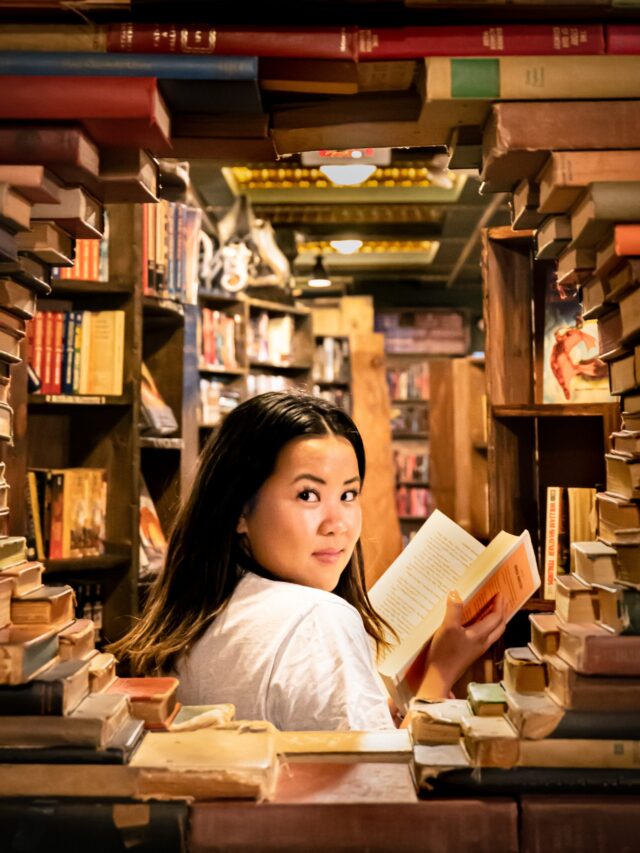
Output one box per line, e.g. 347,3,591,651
482,227,620,621
25,204,199,643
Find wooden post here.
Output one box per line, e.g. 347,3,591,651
350,331,403,588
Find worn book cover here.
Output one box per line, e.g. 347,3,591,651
542,273,611,403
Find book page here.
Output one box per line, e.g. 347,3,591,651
369,510,484,660
376,523,540,684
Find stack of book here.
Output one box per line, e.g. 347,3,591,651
412,539,640,783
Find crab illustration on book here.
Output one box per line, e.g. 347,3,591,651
550,325,608,401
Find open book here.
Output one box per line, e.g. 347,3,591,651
369,509,540,711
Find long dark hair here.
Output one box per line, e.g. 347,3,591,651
109,391,392,675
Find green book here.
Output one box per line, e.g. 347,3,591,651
467,682,508,717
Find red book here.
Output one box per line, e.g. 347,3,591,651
0,125,99,193
107,24,358,60
606,25,640,55
52,312,64,395
107,676,179,726
357,24,605,60
614,225,640,257
41,311,54,395
0,77,171,155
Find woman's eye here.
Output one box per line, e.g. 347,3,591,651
342,489,360,502
298,489,320,502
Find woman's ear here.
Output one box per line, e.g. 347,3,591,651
237,513,248,534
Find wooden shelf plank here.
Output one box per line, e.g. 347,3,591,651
29,394,131,406
198,363,247,376
249,360,312,372
51,280,130,296
142,295,185,318
198,288,246,306
247,296,310,317
44,551,131,574
493,403,617,418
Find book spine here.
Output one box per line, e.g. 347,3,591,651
358,25,604,59
52,311,64,395
429,56,640,100
61,312,75,395
26,470,45,561
0,680,64,714
107,24,358,60
72,310,82,395
41,312,54,395
0,51,259,80
0,76,157,120
48,472,64,560
606,24,640,54
543,487,562,600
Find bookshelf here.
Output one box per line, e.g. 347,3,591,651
312,334,352,413
482,228,620,616
429,355,489,541
197,289,313,438
26,203,199,643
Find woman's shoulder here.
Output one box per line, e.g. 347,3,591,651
237,571,359,620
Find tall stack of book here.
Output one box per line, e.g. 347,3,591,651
413,558,640,779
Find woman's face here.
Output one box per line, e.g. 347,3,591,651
237,433,362,591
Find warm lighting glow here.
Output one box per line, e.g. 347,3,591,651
319,164,377,186
329,239,363,254
308,255,332,288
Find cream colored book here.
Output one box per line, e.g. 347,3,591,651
369,509,540,711
275,729,412,763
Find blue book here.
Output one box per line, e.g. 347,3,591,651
61,311,75,396
0,52,258,80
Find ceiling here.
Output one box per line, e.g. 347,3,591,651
189,149,511,311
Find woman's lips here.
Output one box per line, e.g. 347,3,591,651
312,549,344,563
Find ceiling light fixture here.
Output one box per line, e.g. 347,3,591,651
307,255,332,288
329,239,363,255
319,164,377,187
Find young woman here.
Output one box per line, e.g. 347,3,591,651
111,391,506,731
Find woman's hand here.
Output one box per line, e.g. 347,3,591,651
416,591,508,700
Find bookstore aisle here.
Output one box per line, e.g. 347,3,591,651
2,1,640,851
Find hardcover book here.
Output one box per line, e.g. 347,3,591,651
0,657,90,715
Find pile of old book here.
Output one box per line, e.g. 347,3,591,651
410,547,640,790
0,613,284,802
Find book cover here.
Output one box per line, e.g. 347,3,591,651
427,55,640,101
0,125,100,190
358,25,604,59
0,77,171,154
140,361,178,436
368,508,540,710
0,624,59,686
0,51,259,79
0,657,90,715
542,274,611,403
108,24,358,60
139,475,167,580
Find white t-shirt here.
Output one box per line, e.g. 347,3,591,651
174,571,395,731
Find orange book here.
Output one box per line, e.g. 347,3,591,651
614,224,640,257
